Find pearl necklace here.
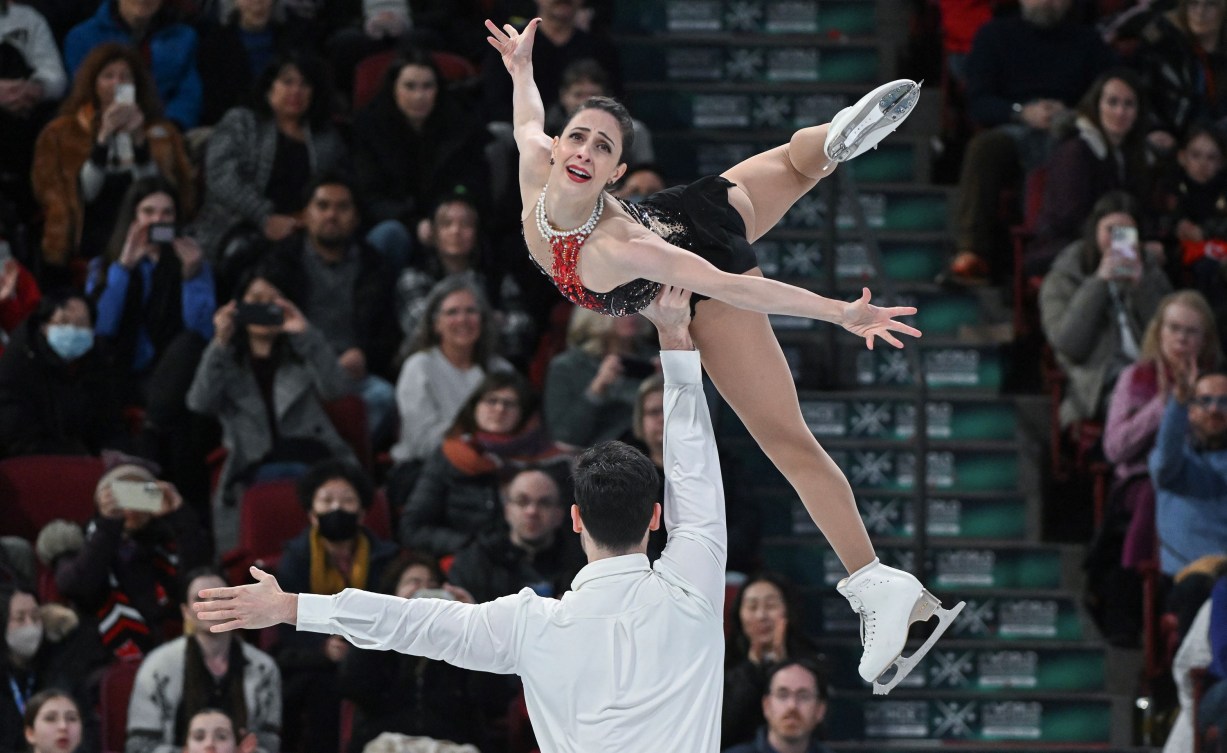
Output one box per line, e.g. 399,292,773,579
534,184,605,242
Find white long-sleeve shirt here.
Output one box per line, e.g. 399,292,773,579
299,349,727,753
0,3,66,99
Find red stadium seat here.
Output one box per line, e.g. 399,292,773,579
98,656,142,753
0,455,106,539
323,395,373,472
353,50,481,111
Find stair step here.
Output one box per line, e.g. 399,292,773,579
613,0,878,38
824,696,1114,743
756,491,1028,540
653,133,921,183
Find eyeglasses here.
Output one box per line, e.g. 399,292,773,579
508,496,561,510
1192,395,1227,410
769,689,819,705
480,396,520,410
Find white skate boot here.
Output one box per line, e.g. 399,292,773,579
824,79,922,163
836,558,965,695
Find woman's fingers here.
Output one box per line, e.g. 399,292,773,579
879,332,904,349
886,320,922,338
484,18,506,40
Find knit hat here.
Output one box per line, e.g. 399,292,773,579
364,0,409,38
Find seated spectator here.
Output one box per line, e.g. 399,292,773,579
263,174,399,446
1040,191,1172,428
182,709,249,753
20,691,82,753
723,573,821,751
0,240,41,357
323,0,413,101
1150,368,1227,576
31,44,195,281
1198,572,1227,743
337,552,494,753
55,455,211,660
1026,69,1154,274
126,568,281,753
1166,590,1213,753
543,306,656,449
1137,0,1227,152
626,374,669,561
186,268,355,548
543,58,654,168
722,660,832,753
388,276,512,470
0,0,67,218
944,0,1113,284
275,459,399,753
399,371,568,557
1092,290,1221,643
196,0,311,127
353,49,490,272
394,193,535,365
611,163,666,204
447,467,584,602
191,52,345,281
0,291,124,457
63,0,202,129
2,587,106,753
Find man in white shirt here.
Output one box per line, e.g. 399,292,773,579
195,284,728,753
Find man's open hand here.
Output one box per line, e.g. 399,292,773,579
193,567,297,632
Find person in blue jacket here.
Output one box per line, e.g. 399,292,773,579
63,0,202,129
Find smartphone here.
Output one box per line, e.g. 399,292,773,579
411,588,455,601
234,302,284,327
148,222,176,244
621,356,656,380
111,479,164,513
114,82,135,105
1109,225,1139,277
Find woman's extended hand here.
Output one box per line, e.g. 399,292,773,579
485,17,540,74
840,287,921,350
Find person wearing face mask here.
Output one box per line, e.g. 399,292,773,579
274,459,398,753
0,291,125,458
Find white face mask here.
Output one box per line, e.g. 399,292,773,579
7,624,42,660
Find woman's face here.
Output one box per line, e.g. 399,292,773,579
553,108,625,195
739,580,786,646
393,64,438,126
433,202,478,261
1095,211,1137,254
235,0,274,28
394,564,437,599
1098,78,1138,144
44,299,91,334
184,711,237,753
95,60,134,108
1180,133,1224,184
310,478,362,518
7,591,39,636
474,386,523,435
432,290,481,352
136,192,176,228
1186,0,1226,41
1159,302,1207,367
267,64,313,122
24,697,81,753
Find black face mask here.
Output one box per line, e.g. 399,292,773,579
316,509,360,542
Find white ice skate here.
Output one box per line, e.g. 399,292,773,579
836,558,965,695
824,79,922,163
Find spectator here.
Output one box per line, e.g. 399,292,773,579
447,467,584,602
1199,573,1227,744
543,58,654,168
1040,191,1172,428
352,49,490,272
1166,593,1213,753
0,238,41,356
1026,69,1155,274
723,573,821,751
191,52,345,283
399,371,569,557
55,456,211,660
387,275,512,469
723,660,832,753
185,268,354,548
264,175,399,446
276,459,399,753
0,291,124,458
1150,368,1227,576
938,0,994,86
195,0,312,127
611,163,666,204
31,44,195,281
19,691,81,753
543,306,655,449
125,568,281,753
337,552,493,753
182,709,249,753
393,193,535,365
1137,0,1227,152
624,373,672,562
63,0,202,129
0,0,67,218
945,0,1113,284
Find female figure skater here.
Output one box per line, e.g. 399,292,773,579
486,17,962,694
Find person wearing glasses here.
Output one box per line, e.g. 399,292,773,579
1150,364,1227,578
722,660,832,753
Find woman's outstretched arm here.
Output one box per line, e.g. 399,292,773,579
485,19,552,187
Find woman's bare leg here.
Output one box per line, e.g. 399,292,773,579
720,123,835,243
690,282,875,573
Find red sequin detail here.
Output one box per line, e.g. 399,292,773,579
548,232,607,312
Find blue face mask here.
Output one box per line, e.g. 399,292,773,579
45,324,94,361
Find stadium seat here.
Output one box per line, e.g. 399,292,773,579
98,656,142,753
0,455,106,540
353,50,481,111
323,395,373,472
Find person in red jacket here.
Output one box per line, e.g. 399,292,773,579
0,238,41,357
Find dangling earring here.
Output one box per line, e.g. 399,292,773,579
549,157,555,165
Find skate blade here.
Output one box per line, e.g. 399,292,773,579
870,594,965,696
828,80,922,162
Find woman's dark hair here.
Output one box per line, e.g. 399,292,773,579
184,708,239,739
409,275,498,367
251,52,333,128
60,42,162,120
225,265,295,365
179,566,226,607
103,175,181,265
560,58,610,93
377,551,443,596
725,572,814,667
30,290,95,330
1079,189,1142,274
565,95,635,164
571,440,658,552
372,47,443,122
296,459,375,512
450,370,536,436
21,689,79,731
1182,122,1227,160
0,584,38,663
1074,68,1150,182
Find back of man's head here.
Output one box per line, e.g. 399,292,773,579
572,441,658,552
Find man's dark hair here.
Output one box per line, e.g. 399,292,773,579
571,441,658,551
299,170,360,215
764,658,829,702
560,58,610,93
297,459,375,512
566,95,635,164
